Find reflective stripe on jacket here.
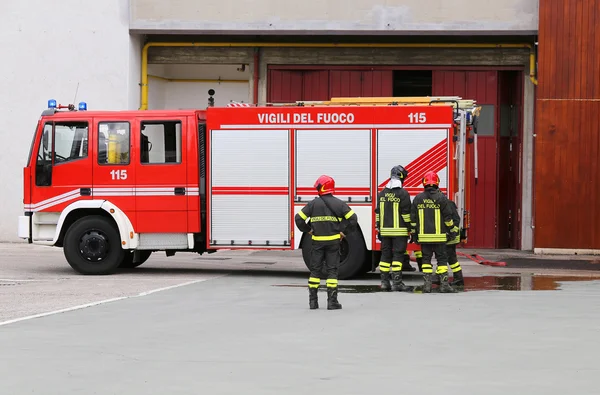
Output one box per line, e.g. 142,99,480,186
294,194,358,242
375,186,411,237
446,199,461,245
410,187,454,243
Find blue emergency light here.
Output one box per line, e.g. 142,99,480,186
78,102,87,111
48,99,57,109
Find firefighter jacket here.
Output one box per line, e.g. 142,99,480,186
295,194,358,243
447,199,461,245
410,186,455,244
375,186,412,237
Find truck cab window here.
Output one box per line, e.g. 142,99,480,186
98,122,130,165
54,122,88,164
140,121,182,164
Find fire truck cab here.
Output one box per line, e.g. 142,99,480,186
18,97,478,279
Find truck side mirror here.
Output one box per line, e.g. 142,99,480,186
42,131,49,151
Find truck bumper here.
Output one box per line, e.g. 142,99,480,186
17,215,31,241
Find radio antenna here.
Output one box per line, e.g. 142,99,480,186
72,82,80,104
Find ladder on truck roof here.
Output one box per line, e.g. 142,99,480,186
269,96,476,110
269,95,481,245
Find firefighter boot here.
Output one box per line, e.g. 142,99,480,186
391,272,409,292
423,273,433,293
309,288,319,309
380,272,392,291
451,269,465,287
438,274,457,293
327,288,342,310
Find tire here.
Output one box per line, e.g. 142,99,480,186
119,250,153,269
301,229,368,280
63,215,125,275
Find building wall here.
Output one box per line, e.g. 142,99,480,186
0,0,142,241
534,0,600,252
130,0,539,34
146,64,250,109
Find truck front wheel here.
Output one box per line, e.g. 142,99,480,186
301,229,367,280
63,216,125,275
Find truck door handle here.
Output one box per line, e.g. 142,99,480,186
80,188,91,196
174,187,186,196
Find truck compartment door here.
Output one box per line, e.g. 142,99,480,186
377,128,450,199
295,129,372,202
208,128,291,248
375,128,451,251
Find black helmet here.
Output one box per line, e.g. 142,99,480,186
390,165,408,181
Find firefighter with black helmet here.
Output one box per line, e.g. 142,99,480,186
294,175,358,310
375,165,412,291
410,171,458,293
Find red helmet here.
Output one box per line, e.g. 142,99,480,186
422,171,440,187
314,175,335,195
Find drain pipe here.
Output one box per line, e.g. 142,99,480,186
139,42,538,110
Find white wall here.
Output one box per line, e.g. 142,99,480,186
147,64,251,109
0,0,142,241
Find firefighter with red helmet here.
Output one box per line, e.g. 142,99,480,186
294,175,358,310
375,165,412,291
410,171,458,293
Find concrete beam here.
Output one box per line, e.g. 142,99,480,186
130,0,539,34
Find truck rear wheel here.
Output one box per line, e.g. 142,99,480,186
301,229,367,280
119,250,153,269
63,216,125,275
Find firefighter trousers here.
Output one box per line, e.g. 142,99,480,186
446,243,463,275
308,241,340,290
379,236,408,273
420,243,449,275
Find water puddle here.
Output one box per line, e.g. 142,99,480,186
274,274,600,293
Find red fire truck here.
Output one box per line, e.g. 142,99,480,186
18,96,478,279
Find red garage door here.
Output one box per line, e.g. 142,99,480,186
433,71,499,248
267,69,393,102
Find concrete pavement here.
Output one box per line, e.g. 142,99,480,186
1,243,600,394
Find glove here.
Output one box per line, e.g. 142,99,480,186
376,230,382,241
447,226,459,242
